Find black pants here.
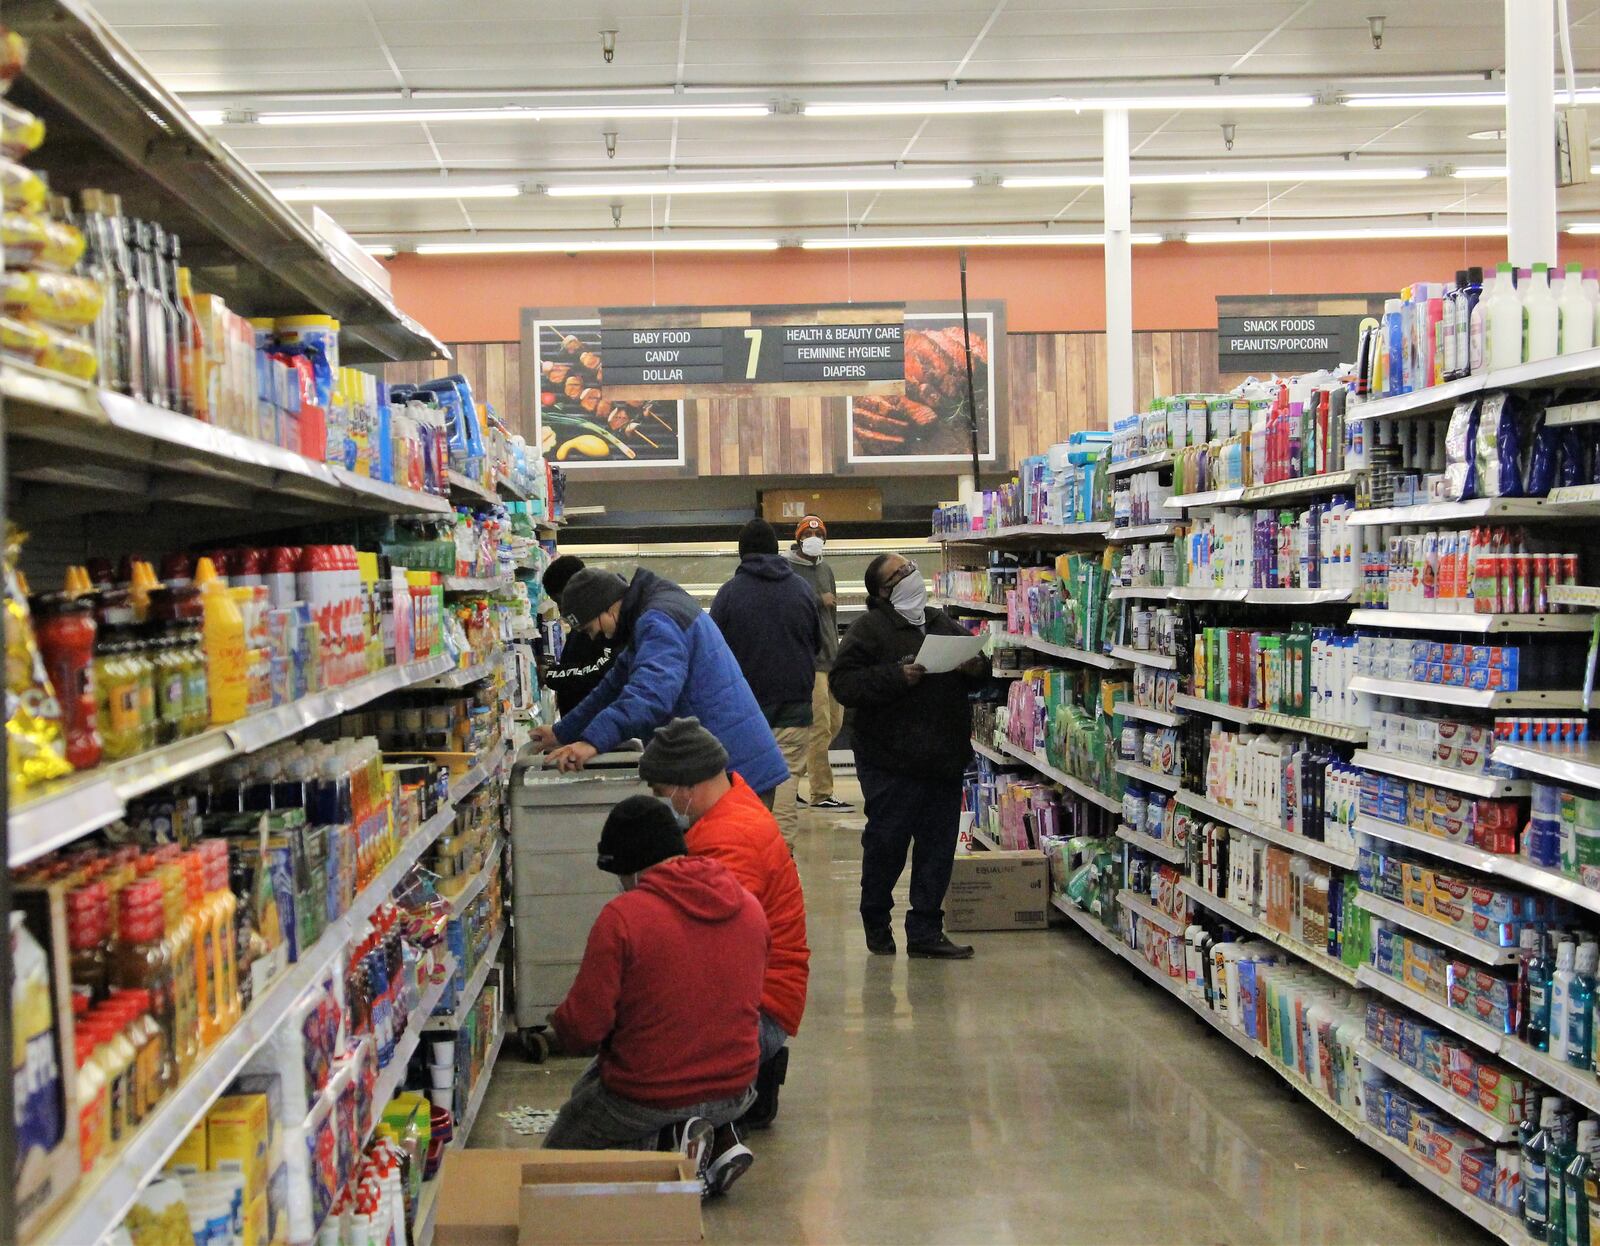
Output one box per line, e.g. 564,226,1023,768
857,759,963,945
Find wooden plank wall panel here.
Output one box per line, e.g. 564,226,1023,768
387,331,1223,473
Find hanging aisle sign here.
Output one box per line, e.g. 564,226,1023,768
1217,313,1365,373
598,302,906,399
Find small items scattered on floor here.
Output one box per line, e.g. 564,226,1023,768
498,1106,560,1135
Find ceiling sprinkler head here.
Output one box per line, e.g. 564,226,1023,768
601,30,618,63
603,130,618,158
1222,122,1236,151
611,203,622,227
1367,15,1385,50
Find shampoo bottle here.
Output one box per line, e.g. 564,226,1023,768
193,557,247,725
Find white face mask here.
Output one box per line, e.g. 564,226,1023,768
888,572,927,623
665,787,695,829
800,536,825,559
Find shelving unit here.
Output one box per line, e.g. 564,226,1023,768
1348,675,1586,710
995,738,1122,813
1176,881,1360,985
933,596,1008,616
969,825,1005,852
1114,758,1180,792
418,658,503,690
1107,644,1179,670
369,952,459,1134
1115,824,1186,865
1112,700,1186,728
1013,635,1130,670
1357,892,1521,966
426,925,508,1032
1356,1043,1518,1143
971,737,1012,768
1347,609,1592,634
442,574,514,594
1494,740,1600,789
1107,522,1182,541
1115,889,1188,936
1349,750,1527,798
1108,585,1174,601
1177,788,1358,869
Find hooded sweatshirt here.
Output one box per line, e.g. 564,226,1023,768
552,854,770,1107
709,552,821,725
784,546,839,670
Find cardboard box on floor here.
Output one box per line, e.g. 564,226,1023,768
946,850,1050,931
433,1148,703,1246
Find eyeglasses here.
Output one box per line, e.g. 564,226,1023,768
883,560,918,592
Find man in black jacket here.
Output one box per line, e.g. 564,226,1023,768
830,553,986,959
709,519,821,846
541,556,616,715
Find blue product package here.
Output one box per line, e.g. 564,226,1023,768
375,381,393,483
1524,408,1559,496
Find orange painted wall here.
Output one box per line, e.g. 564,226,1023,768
383,236,1555,342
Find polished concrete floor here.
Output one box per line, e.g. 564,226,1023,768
472,778,1498,1246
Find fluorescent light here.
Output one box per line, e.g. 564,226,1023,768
187,109,227,126
1345,88,1600,108
1454,164,1600,179
364,245,397,258
415,238,781,254
546,176,974,197
799,233,1163,249
1565,223,1600,235
803,94,1312,118
255,104,767,126
1002,167,1428,189
273,183,521,202
1186,224,1507,243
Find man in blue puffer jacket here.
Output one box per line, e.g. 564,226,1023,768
532,566,789,802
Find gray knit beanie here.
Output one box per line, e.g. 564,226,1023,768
560,568,628,626
639,717,730,786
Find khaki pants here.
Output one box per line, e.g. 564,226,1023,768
807,671,846,799
772,726,810,846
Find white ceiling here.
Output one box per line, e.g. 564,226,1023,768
89,0,1600,246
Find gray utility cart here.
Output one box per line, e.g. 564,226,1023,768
508,750,647,1059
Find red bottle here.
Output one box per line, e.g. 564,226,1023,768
31,591,102,769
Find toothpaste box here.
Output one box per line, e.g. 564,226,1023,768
1421,1033,1447,1083
1495,1145,1522,1212
1475,1065,1533,1124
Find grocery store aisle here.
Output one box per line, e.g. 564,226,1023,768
473,783,1491,1245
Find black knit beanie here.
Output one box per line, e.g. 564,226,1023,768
737,518,779,558
597,795,687,875
638,717,729,786
561,567,628,626
542,554,586,601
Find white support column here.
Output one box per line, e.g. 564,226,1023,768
1102,108,1135,429
1505,0,1557,266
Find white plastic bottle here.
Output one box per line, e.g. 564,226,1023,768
1485,262,1524,371
1561,261,1595,354
1550,938,1578,1063
1524,262,1560,362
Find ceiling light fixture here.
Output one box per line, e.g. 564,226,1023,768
1185,223,1507,243
1564,223,1600,234
1344,88,1600,108
546,176,976,197
1001,167,1428,189
273,183,522,202
1453,164,1600,179
252,103,769,126
799,232,1163,249
414,238,782,254
186,109,227,127
364,245,397,258
802,94,1314,118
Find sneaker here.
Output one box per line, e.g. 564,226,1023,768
811,796,852,811
706,1124,755,1197
795,794,808,806
906,935,975,960
738,1047,789,1131
676,1116,716,1190
864,928,896,956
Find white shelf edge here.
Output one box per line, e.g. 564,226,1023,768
997,738,1122,812
1250,708,1369,744
1115,824,1187,864
455,1020,507,1146
1350,749,1528,798
1108,585,1175,600
971,738,1011,767
1117,888,1189,936
1244,587,1353,606
1349,608,1592,634
1172,693,1256,725
933,596,1009,616
1493,741,1600,790
1177,788,1358,869
1168,486,1246,509
1107,522,1182,541
1015,635,1130,669
1348,675,1586,710
1168,586,1249,602
1356,967,1506,1054
1178,881,1359,984
1357,891,1522,966
1107,644,1179,670
1114,759,1181,792
1112,700,1187,728
1356,1043,1518,1143
441,840,503,919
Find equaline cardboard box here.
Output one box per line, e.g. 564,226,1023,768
946,851,1049,931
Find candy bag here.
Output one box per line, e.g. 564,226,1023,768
5,526,70,798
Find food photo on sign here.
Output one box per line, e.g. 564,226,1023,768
848,311,996,462
534,320,685,465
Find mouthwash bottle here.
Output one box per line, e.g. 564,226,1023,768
1529,933,1557,1050
1566,1120,1600,1246
1569,943,1600,1069
1528,1098,1569,1238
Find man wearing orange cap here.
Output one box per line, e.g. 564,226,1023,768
784,515,851,811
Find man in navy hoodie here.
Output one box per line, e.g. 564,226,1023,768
709,519,821,845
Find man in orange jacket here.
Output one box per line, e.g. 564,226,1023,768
640,717,809,1128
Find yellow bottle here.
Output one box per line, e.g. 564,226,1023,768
202,842,240,1031
184,854,218,1049
128,561,158,622
155,864,198,1076
193,558,247,724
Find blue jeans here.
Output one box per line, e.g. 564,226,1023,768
543,1061,755,1150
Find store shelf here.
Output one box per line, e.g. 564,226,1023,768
425,925,507,1032
439,840,502,918
1179,881,1359,984
1356,969,1508,1054
1115,824,1187,865
971,738,1013,767
442,574,513,594
1348,675,1585,710
1349,498,1554,527
1015,635,1130,669
417,658,501,690
1242,471,1363,505
1354,815,1600,918
448,470,499,507
1357,892,1522,966
934,521,1110,544
1167,486,1246,509
1493,740,1600,790
933,596,1008,616
449,763,492,806
1107,644,1179,670
1108,585,1175,601
1114,759,1181,792
1498,1035,1600,1117
1348,608,1592,634
1107,449,1172,476
1347,373,1486,423
1250,708,1369,744
1179,880,1266,932
456,1021,507,1146
1356,1043,1517,1143
1244,586,1353,606
413,1166,444,1246
1117,889,1189,936
1171,693,1256,725
2,2,445,364
1350,750,1527,798
996,738,1122,813
30,796,459,1246
969,825,1004,852
370,952,458,1131
1177,788,1358,869
1168,586,1249,602
9,654,454,867
1551,584,1600,610
496,476,529,501
1112,700,1187,728
1107,522,1182,542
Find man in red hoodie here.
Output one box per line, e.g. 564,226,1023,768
640,717,808,1129
546,794,770,1196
